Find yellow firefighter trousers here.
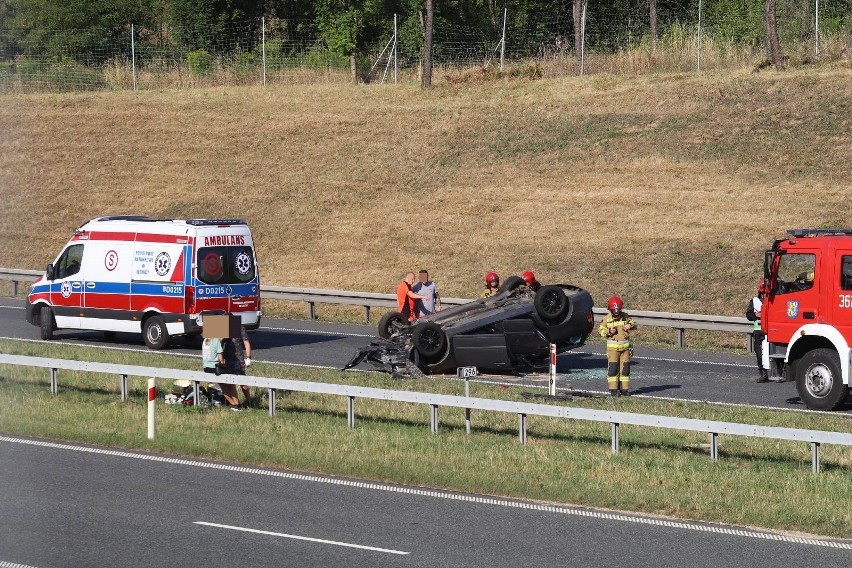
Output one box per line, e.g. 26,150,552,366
606,347,631,391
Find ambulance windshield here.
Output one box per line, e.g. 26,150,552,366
197,246,256,285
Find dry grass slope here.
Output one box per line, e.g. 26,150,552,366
0,68,850,318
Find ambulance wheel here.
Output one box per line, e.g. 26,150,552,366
143,315,169,350
39,305,54,340
795,348,849,411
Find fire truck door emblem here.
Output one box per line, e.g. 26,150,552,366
786,300,799,319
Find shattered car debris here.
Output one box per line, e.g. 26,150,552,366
344,275,595,377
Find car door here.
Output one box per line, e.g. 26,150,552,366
49,243,85,328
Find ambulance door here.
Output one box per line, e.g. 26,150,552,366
765,251,818,344
48,243,85,328
83,242,133,331
833,252,852,339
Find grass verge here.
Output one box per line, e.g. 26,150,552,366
0,338,850,539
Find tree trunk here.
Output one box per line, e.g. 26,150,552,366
572,0,584,61
350,52,357,84
422,0,433,88
765,0,785,70
649,0,658,52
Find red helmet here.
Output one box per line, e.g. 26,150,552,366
522,271,536,286
757,279,768,295
608,296,623,312
485,272,500,286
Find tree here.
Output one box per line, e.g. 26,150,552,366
649,0,658,52
422,0,433,87
572,0,585,60
765,0,785,69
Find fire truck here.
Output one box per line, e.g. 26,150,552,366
761,229,852,410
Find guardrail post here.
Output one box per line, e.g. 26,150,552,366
811,442,820,474
348,396,355,428
120,374,128,401
308,301,316,320
518,413,527,444
50,368,58,395
709,432,719,462
192,381,200,407
147,378,156,439
12,280,18,296
268,388,276,417
430,404,438,433
611,422,620,454
364,305,371,323
677,328,685,348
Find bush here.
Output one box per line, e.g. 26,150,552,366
187,50,213,76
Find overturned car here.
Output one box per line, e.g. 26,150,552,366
345,276,595,377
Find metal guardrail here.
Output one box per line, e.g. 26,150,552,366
0,353,847,473
0,267,752,347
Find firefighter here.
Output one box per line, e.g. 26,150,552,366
599,296,637,396
748,280,770,383
521,271,541,292
482,272,501,298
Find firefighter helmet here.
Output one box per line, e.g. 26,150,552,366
485,272,500,286
757,279,768,295
607,296,623,312
522,271,536,286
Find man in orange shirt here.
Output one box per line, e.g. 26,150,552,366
397,272,427,322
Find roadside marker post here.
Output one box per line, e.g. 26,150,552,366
549,344,557,396
458,366,477,434
147,378,156,439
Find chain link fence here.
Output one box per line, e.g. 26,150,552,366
0,2,849,92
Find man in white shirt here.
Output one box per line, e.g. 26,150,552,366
413,269,441,318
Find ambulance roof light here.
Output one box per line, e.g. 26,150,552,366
185,219,247,226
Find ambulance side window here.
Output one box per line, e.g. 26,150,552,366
776,253,815,294
841,256,852,291
55,244,84,280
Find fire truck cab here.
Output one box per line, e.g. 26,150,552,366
26,216,262,349
762,229,852,410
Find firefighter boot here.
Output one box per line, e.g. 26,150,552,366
609,389,619,397
756,369,769,383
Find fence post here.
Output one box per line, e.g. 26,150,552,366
580,3,587,76
500,8,507,71
814,0,820,57
131,23,137,91
697,0,703,71
394,14,398,83
262,17,267,86
147,378,156,439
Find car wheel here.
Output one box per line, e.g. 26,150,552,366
534,285,569,322
378,311,407,339
39,305,54,340
412,321,447,358
143,315,169,350
795,348,849,411
497,275,525,295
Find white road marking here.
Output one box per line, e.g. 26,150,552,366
194,521,409,555
0,562,40,568
2,436,850,551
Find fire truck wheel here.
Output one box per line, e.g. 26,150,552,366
39,305,54,340
795,348,850,411
143,315,169,350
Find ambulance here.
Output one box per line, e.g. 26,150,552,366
26,216,262,349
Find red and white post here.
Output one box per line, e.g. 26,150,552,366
549,343,557,396
147,378,156,439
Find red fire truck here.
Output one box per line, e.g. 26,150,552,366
762,229,852,410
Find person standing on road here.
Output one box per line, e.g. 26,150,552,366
482,272,500,298
747,280,770,383
599,296,637,396
413,269,441,318
397,272,428,323
223,324,254,405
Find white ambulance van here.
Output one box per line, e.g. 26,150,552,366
26,216,262,349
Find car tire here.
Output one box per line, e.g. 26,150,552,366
412,321,447,358
39,305,54,340
378,311,407,339
795,348,849,411
534,285,569,322
497,275,525,295
143,315,169,350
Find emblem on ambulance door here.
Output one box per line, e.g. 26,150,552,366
61,281,72,298
155,252,171,277
235,251,251,275
786,300,799,319
104,250,118,271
